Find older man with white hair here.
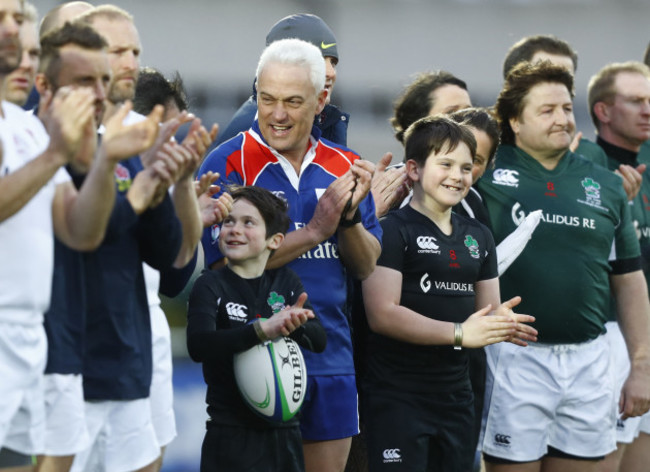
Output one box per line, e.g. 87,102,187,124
198,38,382,472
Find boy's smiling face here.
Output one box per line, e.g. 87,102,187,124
220,198,271,264
219,198,283,274
409,141,473,212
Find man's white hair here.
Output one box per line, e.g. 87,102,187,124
256,38,325,94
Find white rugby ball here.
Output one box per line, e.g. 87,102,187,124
234,335,307,423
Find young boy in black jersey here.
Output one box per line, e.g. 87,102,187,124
187,186,326,472
361,116,537,472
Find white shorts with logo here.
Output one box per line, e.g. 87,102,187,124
43,374,90,455
0,321,46,454
482,335,616,462
150,304,176,447
70,399,160,472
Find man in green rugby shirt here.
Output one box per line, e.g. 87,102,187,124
586,61,650,472
502,34,644,201
479,61,650,472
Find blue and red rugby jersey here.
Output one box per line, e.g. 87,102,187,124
198,121,382,376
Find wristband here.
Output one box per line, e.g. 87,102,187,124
253,320,269,343
339,208,361,228
453,323,463,350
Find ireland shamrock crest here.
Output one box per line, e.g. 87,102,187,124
267,292,286,313
582,178,601,201
464,235,480,259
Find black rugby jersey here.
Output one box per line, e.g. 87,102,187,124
187,266,326,428
365,205,497,394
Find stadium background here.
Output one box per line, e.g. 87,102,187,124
38,0,650,470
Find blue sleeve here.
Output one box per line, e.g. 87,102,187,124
136,192,182,271
158,249,198,298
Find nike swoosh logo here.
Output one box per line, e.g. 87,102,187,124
321,42,336,49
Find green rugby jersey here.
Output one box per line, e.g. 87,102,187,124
577,138,650,295
479,145,640,343
637,140,650,166
575,137,608,168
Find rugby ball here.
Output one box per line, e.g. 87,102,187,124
234,335,307,423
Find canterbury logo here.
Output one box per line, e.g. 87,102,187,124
494,434,511,445
383,449,401,460
226,303,247,320
321,41,336,49
492,169,519,187
417,236,438,250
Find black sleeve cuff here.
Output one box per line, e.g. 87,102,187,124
610,256,642,275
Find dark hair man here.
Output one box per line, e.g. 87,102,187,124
391,70,471,144
502,34,578,79
478,61,650,472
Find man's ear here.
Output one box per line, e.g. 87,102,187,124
593,102,610,126
315,89,328,115
267,232,285,251
34,73,50,95
509,116,520,135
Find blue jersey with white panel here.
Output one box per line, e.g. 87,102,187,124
198,121,382,376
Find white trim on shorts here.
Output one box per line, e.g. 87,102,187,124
0,321,46,455
70,399,160,472
42,373,90,455
481,335,616,461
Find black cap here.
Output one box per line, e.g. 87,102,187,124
265,14,338,62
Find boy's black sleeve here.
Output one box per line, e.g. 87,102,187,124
186,271,260,363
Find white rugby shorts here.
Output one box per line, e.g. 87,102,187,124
42,373,90,455
0,321,46,454
70,398,160,472
482,335,616,461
